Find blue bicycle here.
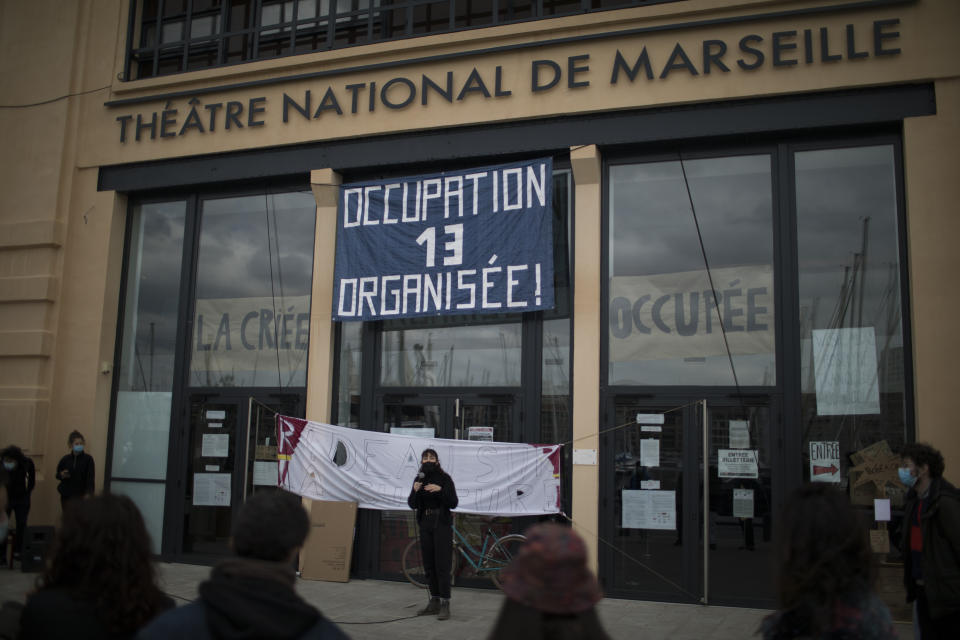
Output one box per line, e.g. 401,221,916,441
402,518,526,590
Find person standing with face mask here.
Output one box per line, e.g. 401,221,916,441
899,442,960,640
56,430,95,511
1,445,35,564
407,447,458,621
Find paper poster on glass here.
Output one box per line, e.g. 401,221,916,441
621,490,676,530
733,488,754,518
812,327,880,415
729,420,750,449
809,441,841,483
718,449,759,479
201,433,229,458
253,460,278,486
640,439,660,467
193,473,231,506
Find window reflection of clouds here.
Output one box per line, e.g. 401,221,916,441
796,147,899,333
608,155,774,386
190,192,316,387
611,156,772,277
123,202,187,392
796,146,904,395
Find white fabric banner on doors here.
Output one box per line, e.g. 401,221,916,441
276,415,562,515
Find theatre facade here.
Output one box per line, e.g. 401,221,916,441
2,0,958,609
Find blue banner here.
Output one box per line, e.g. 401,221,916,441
333,157,554,321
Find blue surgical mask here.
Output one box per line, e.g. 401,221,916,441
2,461,14,471
73,444,84,454
898,467,916,487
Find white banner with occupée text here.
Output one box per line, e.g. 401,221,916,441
276,416,562,515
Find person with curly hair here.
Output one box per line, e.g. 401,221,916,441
760,483,897,639
18,493,173,639
899,442,960,639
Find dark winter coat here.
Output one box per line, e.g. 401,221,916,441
56,451,95,499
407,466,458,525
135,557,348,640
3,454,35,506
901,476,960,619
19,587,174,640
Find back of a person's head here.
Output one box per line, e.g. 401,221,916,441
776,484,873,623
901,442,945,479
42,493,165,633
231,489,309,561
490,522,608,639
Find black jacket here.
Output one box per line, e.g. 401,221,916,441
4,455,35,506
407,467,459,525
136,558,348,640
901,476,960,619
56,451,95,499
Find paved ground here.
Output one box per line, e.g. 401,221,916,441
1,562,913,639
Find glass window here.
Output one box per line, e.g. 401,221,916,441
189,192,316,387
795,145,907,504
337,321,363,426
110,481,167,554
380,319,522,387
113,201,186,481
608,155,775,386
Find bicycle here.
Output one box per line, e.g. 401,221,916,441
402,517,527,590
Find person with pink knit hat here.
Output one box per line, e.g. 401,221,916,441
487,522,611,639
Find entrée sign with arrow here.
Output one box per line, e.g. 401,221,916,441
810,441,841,483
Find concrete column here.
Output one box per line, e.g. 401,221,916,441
569,144,602,573
305,169,342,424
903,78,960,481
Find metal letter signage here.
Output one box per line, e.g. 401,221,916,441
332,158,554,320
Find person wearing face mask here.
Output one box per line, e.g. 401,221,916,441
899,442,960,639
407,447,458,620
1,445,35,565
56,430,96,511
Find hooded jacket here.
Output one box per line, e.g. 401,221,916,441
135,558,348,640
900,476,960,619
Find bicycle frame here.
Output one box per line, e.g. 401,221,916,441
452,524,505,575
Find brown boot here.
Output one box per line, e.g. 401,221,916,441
437,599,450,620
417,597,440,616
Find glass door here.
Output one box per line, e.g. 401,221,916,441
180,392,304,558
182,395,242,556
372,393,519,583
603,394,778,608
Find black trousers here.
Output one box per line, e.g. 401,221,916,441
419,514,453,599
3,503,29,558
917,587,960,640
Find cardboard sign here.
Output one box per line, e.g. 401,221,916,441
300,500,358,582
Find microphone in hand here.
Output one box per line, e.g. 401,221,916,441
417,471,425,480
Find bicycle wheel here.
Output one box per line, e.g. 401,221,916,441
401,538,459,589
485,534,527,590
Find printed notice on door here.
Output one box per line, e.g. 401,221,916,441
621,490,676,530
193,473,231,506
201,433,229,458
718,449,759,479
733,488,755,518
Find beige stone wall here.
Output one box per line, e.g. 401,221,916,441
903,77,960,485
